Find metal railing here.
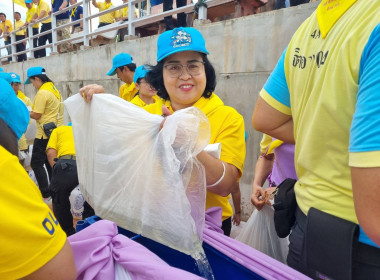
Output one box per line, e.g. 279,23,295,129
0,0,226,63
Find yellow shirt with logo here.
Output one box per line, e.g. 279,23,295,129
0,20,13,41
131,94,160,107
37,0,52,24
96,1,117,24
145,93,246,221
116,6,138,19
0,146,66,280
15,20,26,36
27,4,40,28
259,0,380,224
17,91,32,151
47,126,76,158
32,82,63,139
119,82,138,102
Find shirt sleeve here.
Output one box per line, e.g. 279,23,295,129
0,148,66,279
46,128,58,151
349,24,380,167
217,112,246,177
259,47,292,115
260,133,273,154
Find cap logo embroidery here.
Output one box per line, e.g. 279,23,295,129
170,29,191,48
11,74,17,78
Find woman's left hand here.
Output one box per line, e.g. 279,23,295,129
79,84,105,102
232,212,241,226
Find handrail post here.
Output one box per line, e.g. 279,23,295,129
83,0,90,47
27,24,35,59
128,0,135,36
52,13,58,53
198,5,207,20
10,32,17,62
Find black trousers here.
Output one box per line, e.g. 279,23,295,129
98,22,111,28
37,22,52,58
163,0,187,30
31,138,52,198
289,0,309,6
15,35,27,62
27,27,39,59
50,158,94,236
222,217,232,237
288,207,380,279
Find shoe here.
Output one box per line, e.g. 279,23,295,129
43,196,52,205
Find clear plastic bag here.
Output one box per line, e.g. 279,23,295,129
236,203,289,263
64,94,210,257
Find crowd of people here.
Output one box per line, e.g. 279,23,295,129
1,0,380,279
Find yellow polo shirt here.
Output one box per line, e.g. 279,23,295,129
0,20,13,42
47,126,76,158
96,1,117,24
0,146,66,280
37,0,52,24
119,82,138,102
15,20,26,36
131,94,160,107
145,93,246,220
32,83,63,139
17,91,32,151
27,5,40,28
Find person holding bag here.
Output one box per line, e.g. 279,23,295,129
26,66,63,202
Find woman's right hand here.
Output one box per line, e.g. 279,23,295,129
251,184,267,211
79,84,105,102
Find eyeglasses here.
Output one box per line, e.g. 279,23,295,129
163,61,205,78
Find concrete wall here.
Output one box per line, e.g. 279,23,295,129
3,2,318,220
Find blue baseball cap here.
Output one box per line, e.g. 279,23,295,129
106,53,134,76
25,0,33,3
0,67,4,72
157,27,209,62
0,72,12,83
0,79,29,140
133,65,149,84
25,66,45,84
9,72,22,84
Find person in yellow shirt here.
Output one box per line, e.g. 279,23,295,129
24,0,39,59
46,124,95,236
92,0,117,27
14,12,27,62
0,77,77,280
26,66,63,202
9,72,32,155
0,13,14,62
80,28,246,236
131,65,159,107
106,53,138,101
116,0,138,42
31,0,52,58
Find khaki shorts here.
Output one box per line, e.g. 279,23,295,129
56,18,73,52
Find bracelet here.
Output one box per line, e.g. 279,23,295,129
207,161,226,187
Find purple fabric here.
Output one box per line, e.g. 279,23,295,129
204,208,311,280
68,220,204,280
270,143,297,186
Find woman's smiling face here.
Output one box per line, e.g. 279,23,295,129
163,51,206,111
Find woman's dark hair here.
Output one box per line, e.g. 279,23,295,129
30,73,53,84
0,118,18,156
146,53,216,101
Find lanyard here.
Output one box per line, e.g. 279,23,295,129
70,7,78,18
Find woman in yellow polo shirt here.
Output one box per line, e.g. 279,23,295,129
131,65,159,107
80,28,246,236
144,27,246,236
26,66,63,202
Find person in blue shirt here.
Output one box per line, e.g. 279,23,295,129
69,0,83,33
52,0,73,53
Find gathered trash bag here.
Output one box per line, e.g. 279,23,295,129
70,186,85,218
64,93,210,257
25,107,37,140
236,203,289,263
